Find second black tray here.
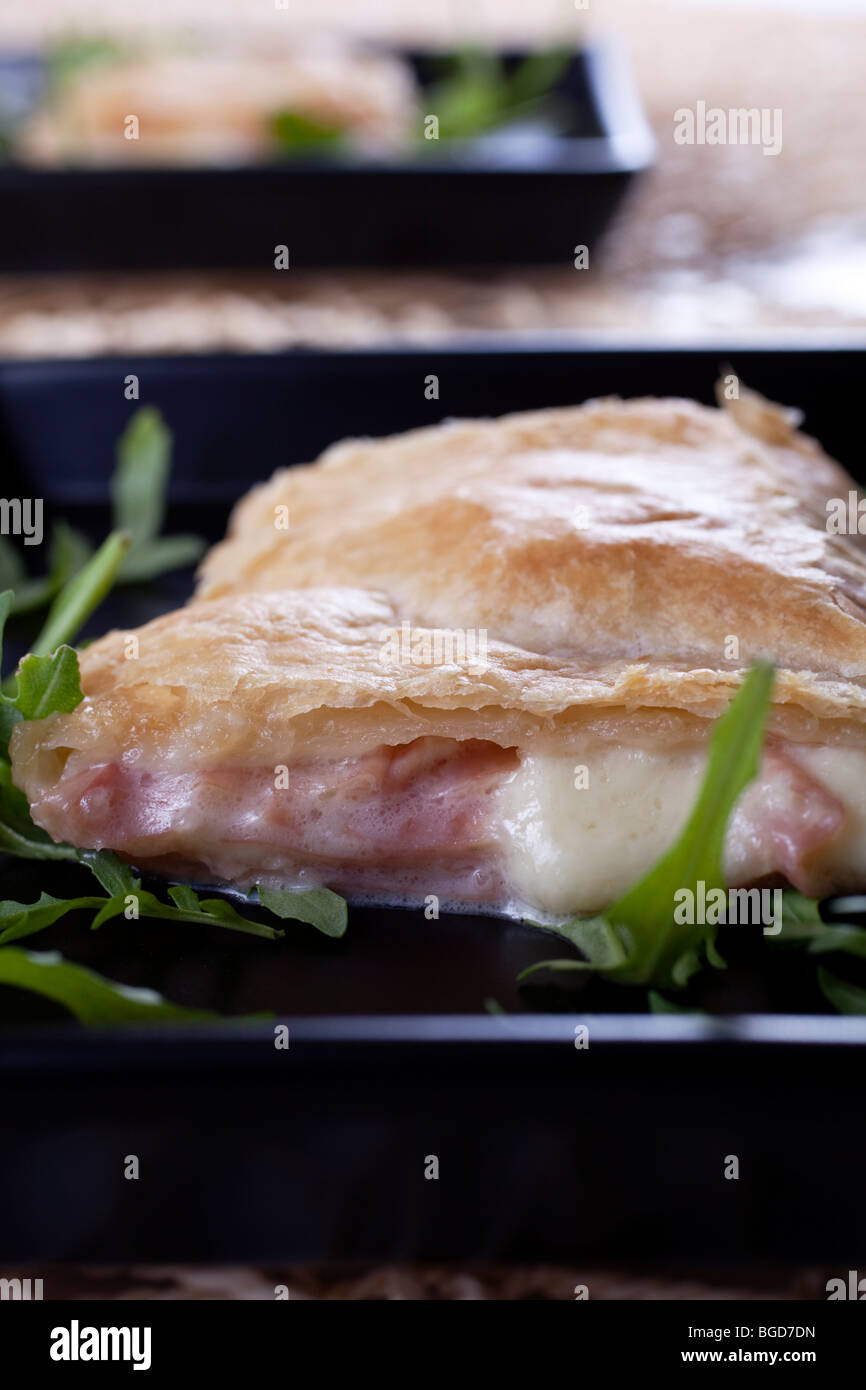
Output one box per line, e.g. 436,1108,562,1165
0,43,653,271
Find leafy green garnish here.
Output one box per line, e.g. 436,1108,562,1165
0,947,217,1025
112,408,205,582
422,46,570,142
271,110,345,155
766,892,866,964
257,884,348,938
818,967,866,1016
1,589,87,754
26,531,130,661
808,926,866,959
0,521,92,617
0,407,204,620
0,404,347,1024
0,759,78,861
0,879,286,946
647,990,706,1016
45,36,131,95
1,595,349,962
519,662,775,991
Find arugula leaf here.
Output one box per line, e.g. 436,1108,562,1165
28,530,130,659
0,893,107,945
111,408,204,582
1,607,83,760
423,46,570,141
0,759,78,861
112,407,171,550
1,522,92,617
79,848,139,896
765,893,866,968
519,663,775,992
808,926,866,959
105,888,284,941
271,110,345,154
0,947,217,1024
116,535,206,583
0,407,202,621
0,536,24,593
14,644,83,723
818,967,866,1016
0,881,285,944
256,884,348,938
610,662,774,985
46,36,130,95
770,890,824,940
647,990,706,1015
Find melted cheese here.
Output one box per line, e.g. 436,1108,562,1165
498,745,866,919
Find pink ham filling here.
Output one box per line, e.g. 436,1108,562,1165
746,747,844,886
29,737,518,901
25,734,847,905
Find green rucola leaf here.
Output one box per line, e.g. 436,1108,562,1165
110,407,205,581
605,661,774,987
79,848,139,896
647,991,708,1016
818,967,866,1016
87,887,284,942
112,407,172,549
2,521,93,617
0,948,218,1025
256,884,348,938
271,109,345,153
519,662,775,992
0,893,107,945
807,926,866,959
116,535,205,583
0,537,25,592
29,530,130,658
14,645,83,722
517,913,627,982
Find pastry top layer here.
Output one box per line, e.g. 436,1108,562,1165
12,390,866,781
200,388,866,678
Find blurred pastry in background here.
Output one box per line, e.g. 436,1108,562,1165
16,34,420,164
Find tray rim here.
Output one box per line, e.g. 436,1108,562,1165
2,340,866,374
2,1012,866,1065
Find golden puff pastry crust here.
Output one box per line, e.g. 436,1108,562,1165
11,388,866,803
198,390,866,690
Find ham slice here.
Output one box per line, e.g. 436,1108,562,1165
729,746,845,895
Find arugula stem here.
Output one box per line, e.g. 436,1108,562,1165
30,530,130,659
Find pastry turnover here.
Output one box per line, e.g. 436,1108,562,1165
11,387,866,919
19,38,417,166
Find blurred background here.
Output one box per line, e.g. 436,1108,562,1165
0,0,863,354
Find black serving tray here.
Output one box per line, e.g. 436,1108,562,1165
0,43,653,271
1,345,865,1268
